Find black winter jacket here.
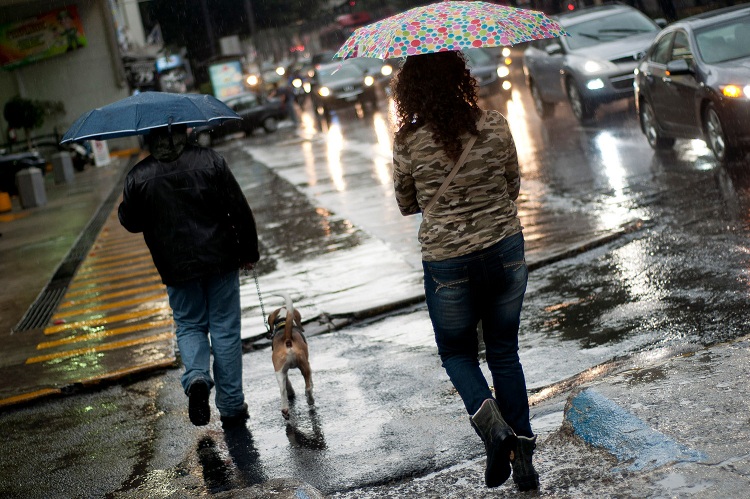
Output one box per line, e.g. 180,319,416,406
118,145,259,286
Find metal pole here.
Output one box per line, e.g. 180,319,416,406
244,0,257,40
243,0,261,64
200,0,216,57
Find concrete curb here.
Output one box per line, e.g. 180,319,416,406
244,219,648,350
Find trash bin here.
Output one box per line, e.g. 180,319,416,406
0,191,11,213
51,151,75,184
15,167,47,209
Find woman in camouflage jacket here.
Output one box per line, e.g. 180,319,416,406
391,50,539,492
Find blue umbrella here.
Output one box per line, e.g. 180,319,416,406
60,91,241,144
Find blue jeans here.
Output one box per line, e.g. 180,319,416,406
423,232,533,437
166,269,245,417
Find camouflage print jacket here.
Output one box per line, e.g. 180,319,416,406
393,109,522,262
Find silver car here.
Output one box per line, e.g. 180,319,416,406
523,4,664,123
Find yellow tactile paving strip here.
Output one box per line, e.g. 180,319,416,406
0,207,178,408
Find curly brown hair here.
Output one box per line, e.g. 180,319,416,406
393,51,481,162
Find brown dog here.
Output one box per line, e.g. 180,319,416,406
267,293,314,419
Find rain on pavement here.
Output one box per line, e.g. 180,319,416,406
1,65,749,497
232,74,750,401
0,208,176,408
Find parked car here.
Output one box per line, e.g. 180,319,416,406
523,4,664,123
190,92,287,146
634,4,750,163
310,61,379,122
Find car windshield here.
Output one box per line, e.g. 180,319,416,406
228,94,259,111
695,17,750,64
352,58,384,73
316,64,364,84
463,48,493,67
565,11,659,50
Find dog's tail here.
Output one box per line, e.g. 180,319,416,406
279,292,294,348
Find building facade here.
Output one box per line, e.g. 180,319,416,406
0,0,146,149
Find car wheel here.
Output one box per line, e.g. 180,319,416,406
360,96,377,114
567,81,596,123
530,81,555,119
322,107,332,124
640,101,675,150
197,131,212,148
263,117,278,133
703,103,740,163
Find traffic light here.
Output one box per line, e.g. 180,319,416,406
566,1,577,11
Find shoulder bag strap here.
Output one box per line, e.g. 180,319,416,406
422,111,487,216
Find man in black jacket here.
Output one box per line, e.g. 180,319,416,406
118,125,259,429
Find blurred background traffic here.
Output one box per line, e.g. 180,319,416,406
0,0,747,194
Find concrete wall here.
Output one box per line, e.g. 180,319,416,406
0,0,131,147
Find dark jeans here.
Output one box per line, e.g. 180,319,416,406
423,232,533,437
166,269,245,417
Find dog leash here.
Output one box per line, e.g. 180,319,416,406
250,267,271,336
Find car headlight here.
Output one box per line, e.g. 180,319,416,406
720,84,750,99
571,57,616,74
246,75,259,86
303,82,311,93
364,75,375,86
318,86,330,97
586,79,605,90
583,60,608,73
381,64,393,76
502,47,511,58
276,66,285,76
497,66,510,78
292,78,302,88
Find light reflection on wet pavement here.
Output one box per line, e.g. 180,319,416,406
2,71,750,497
228,86,750,395
0,209,176,407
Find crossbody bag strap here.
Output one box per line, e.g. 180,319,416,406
423,110,487,216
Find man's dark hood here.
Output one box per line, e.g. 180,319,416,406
146,125,188,162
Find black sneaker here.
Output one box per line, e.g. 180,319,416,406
220,403,249,429
188,379,210,426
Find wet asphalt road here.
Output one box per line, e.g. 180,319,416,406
1,71,749,497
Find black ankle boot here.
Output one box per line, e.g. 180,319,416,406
188,379,210,426
512,435,540,491
470,398,518,488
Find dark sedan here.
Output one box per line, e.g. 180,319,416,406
464,47,513,99
191,92,287,146
635,4,750,163
310,61,378,122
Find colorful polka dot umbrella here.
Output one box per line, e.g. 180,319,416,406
334,0,568,60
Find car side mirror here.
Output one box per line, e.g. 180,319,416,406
654,18,668,28
666,58,692,75
545,43,562,56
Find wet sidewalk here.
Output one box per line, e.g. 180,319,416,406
1,141,748,497
0,152,178,407
326,332,750,498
